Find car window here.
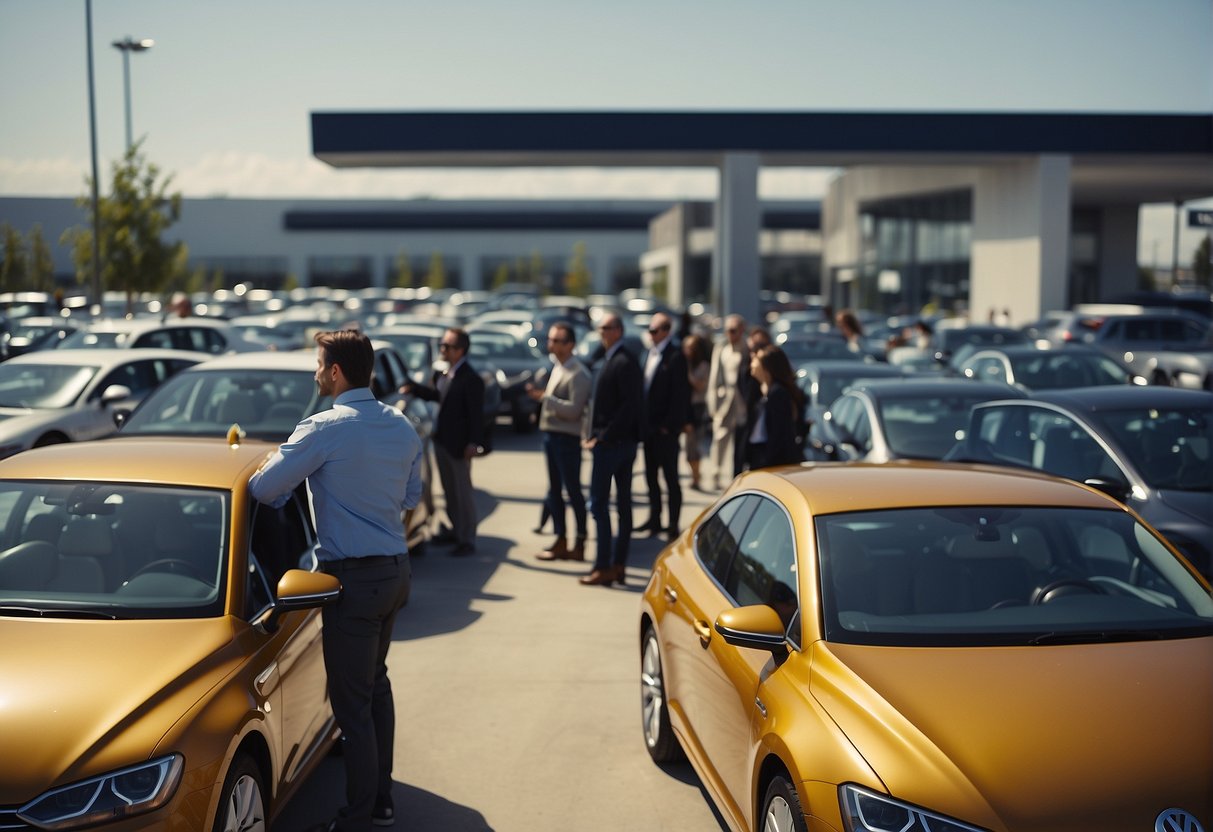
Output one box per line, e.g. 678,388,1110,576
722,496,798,633
1029,412,1122,483
694,495,755,579
246,485,317,620
973,406,1035,467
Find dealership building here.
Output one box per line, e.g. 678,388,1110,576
3,110,1210,323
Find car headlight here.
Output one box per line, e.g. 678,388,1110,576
18,754,183,830
841,785,986,832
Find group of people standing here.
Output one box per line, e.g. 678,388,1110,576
244,313,809,830
528,310,806,587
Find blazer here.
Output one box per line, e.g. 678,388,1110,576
752,383,803,468
411,360,485,458
589,345,642,445
641,341,690,438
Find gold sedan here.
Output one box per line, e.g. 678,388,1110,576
0,437,341,830
641,461,1213,832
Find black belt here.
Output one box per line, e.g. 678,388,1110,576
321,554,404,572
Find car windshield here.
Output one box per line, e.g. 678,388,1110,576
373,334,431,374
0,363,97,409
818,506,1213,647
1008,352,1130,389
1097,406,1213,492
0,480,227,618
876,393,993,458
56,330,126,349
121,369,330,441
778,337,856,363
470,333,545,362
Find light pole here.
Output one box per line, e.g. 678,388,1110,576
85,0,102,311
111,35,154,150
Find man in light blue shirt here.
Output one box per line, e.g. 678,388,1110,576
250,329,422,832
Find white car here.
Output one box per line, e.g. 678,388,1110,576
56,316,262,355
0,348,206,459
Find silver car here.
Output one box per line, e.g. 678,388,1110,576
0,348,206,459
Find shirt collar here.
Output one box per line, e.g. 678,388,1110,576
447,356,467,374
335,388,375,405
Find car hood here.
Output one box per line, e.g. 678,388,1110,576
814,638,1213,830
0,616,248,802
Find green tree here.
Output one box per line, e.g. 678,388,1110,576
529,249,545,290
61,141,187,314
0,223,28,292
426,251,446,290
393,249,414,288
1193,235,1212,290
28,225,56,291
565,241,592,298
492,263,510,289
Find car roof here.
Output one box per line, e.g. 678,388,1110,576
801,360,903,376
151,350,316,372
0,436,276,490
81,317,235,333
738,460,1117,516
846,378,1026,398
1021,386,1213,411
4,347,210,365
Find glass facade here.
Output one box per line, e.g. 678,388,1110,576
308,256,374,289
191,257,290,290
848,190,972,316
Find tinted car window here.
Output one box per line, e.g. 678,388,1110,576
695,495,756,578
722,497,798,631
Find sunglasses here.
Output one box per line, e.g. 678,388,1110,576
648,326,667,335
438,342,458,350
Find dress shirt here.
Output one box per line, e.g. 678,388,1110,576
249,388,424,562
644,337,671,393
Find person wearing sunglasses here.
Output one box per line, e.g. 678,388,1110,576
581,313,642,586
402,327,485,557
636,312,690,541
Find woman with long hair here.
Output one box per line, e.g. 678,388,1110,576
745,346,807,470
681,333,712,490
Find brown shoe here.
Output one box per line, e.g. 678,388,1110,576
536,538,569,561
569,536,587,562
579,568,615,586
609,564,627,585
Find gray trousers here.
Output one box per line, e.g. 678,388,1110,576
434,443,478,546
321,555,411,832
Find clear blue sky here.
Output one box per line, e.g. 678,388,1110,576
1,0,1211,257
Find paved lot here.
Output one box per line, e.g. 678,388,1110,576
277,428,728,832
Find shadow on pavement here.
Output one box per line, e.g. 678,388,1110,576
656,760,731,831
275,757,495,831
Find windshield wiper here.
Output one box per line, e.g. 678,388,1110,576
1029,629,1165,645
0,605,118,620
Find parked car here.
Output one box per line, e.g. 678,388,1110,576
466,324,549,432
956,344,1142,390
57,317,261,355
640,461,1213,832
0,437,342,829
114,348,435,550
794,360,912,458
949,387,1213,579
0,348,205,460
1142,329,1213,390
1056,309,1210,377
811,378,1026,463
926,323,1030,366
3,316,80,357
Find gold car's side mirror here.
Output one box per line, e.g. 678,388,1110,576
259,569,342,634
715,605,788,656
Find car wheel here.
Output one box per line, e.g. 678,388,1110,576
761,775,808,832
641,625,682,762
33,433,67,448
213,754,267,832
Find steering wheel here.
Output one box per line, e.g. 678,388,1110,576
1030,578,1107,605
129,558,210,584
988,598,1026,610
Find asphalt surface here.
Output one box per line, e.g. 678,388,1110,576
276,427,728,832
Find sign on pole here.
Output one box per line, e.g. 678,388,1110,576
1189,209,1213,228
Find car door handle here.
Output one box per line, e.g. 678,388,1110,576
693,619,712,647
254,662,279,696
663,587,678,604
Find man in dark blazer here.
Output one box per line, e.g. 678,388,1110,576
403,327,485,556
580,312,642,586
637,312,690,540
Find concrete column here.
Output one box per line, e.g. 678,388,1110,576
1098,206,1140,299
461,254,480,291
713,153,761,325
971,155,1071,322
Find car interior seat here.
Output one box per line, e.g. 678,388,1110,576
54,516,114,592
0,540,59,590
